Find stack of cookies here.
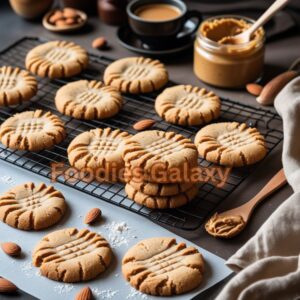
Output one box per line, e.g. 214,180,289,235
122,130,199,209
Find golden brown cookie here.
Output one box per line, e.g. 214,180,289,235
122,237,204,296
127,179,194,197
123,130,198,183
0,66,37,106
32,228,112,282
55,80,123,120
0,182,67,230
125,183,199,209
0,110,66,151
25,40,88,79
155,85,221,126
194,122,266,167
103,57,168,94
68,127,131,181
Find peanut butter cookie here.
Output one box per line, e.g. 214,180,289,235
125,183,199,209
0,110,66,151
155,85,221,126
68,127,131,181
32,228,112,282
123,130,198,183
25,41,88,79
55,80,123,120
194,122,266,167
127,179,193,197
0,66,37,106
0,182,67,230
122,237,204,296
103,57,168,94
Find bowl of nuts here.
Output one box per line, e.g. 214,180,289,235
43,7,87,32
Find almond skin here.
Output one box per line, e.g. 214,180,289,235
84,208,102,224
92,37,107,49
75,286,93,300
1,242,21,257
246,83,263,96
133,119,156,131
63,8,78,18
257,70,298,106
0,278,17,293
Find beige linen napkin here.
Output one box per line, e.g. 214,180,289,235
216,77,300,300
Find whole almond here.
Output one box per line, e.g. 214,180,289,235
133,119,156,131
92,37,107,49
75,286,93,300
65,17,77,25
246,83,263,96
55,19,68,27
63,8,78,18
0,278,17,293
84,208,102,224
1,242,21,257
257,70,298,106
49,11,64,24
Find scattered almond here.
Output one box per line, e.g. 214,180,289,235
246,83,263,96
92,37,107,50
75,286,93,300
1,242,21,257
63,7,78,18
257,70,298,106
84,208,102,224
0,278,17,293
133,119,156,131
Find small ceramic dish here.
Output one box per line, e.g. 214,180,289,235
42,9,87,33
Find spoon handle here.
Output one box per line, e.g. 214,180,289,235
247,0,290,36
244,168,287,218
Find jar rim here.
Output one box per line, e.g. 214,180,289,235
196,14,265,51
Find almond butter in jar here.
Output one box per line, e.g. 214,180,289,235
194,15,265,88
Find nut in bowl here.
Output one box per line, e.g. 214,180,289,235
43,8,87,33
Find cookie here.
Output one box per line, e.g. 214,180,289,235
122,237,204,296
32,228,112,282
125,183,199,209
0,110,66,151
127,179,194,197
55,80,123,120
194,122,266,167
25,40,88,79
103,57,168,94
0,66,37,106
68,128,131,181
155,85,221,126
123,130,198,183
0,182,67,230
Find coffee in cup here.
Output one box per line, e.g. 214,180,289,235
134,4,182,21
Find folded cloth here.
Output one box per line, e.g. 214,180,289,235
216,77,300,300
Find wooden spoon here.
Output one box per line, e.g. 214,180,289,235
205,168,287,238
228,0,290,44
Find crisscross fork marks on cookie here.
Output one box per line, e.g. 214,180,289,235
45,48,71,63
176,94,212,110
144,137,185,157
88,138,118,156
14,120,45,135
76,90,103,106
122,237,204,296
33,228,112,282
124,65,151,80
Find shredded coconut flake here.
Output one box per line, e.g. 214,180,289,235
102,221,137,248
126,287,148,299
53,284,74,295
92,288,119,299
20,261,34,278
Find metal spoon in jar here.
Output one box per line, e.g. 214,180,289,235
205,168,287,238
221,0,290,44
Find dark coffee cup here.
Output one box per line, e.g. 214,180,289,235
127,0,202,48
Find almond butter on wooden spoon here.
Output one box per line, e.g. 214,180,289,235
224,0,290,44
205,168,287,238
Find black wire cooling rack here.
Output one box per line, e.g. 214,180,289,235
0,37,283,230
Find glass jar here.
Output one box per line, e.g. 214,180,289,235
194,15,265,88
